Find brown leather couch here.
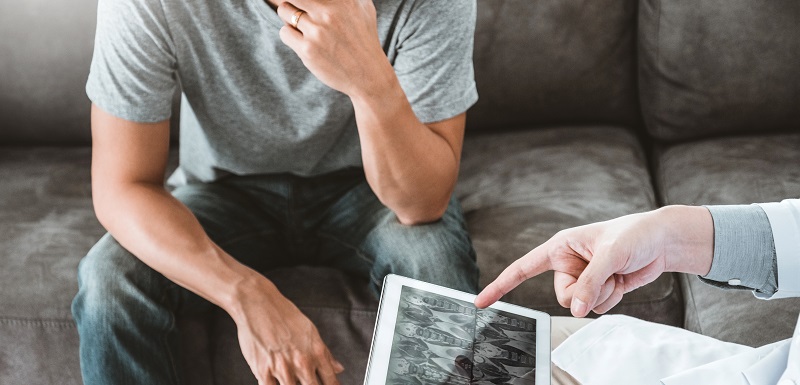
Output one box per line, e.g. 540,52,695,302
1,0,799,383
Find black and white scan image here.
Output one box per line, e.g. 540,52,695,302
385,287,537,385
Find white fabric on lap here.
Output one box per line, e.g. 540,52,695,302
551,315,752,385
778,314,800,384
660,339,790,385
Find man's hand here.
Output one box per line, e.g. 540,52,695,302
474,206,714,317
276,0,391,99
230,276,344,385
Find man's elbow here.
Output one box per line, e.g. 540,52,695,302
92,187,117,230
395,202,449,226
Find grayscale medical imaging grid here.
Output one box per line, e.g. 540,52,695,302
385,286,538,385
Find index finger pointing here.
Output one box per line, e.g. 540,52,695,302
317,348,342,385
474,244,551,308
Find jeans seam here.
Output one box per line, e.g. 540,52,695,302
313,231,385,287
314,231,376,266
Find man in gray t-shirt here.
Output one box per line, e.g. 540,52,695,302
71,0,480,384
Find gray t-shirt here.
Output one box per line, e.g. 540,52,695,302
86,0,478,183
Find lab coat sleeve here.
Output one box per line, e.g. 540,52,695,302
756,199,800,300
777,314,800,385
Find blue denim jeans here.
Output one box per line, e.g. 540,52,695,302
71,169,478,385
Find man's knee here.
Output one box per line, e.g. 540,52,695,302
368,209,479,293
72,234,163,322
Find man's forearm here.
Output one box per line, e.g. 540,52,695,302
349,63,461,225
94,182,345,384
93,182,273,315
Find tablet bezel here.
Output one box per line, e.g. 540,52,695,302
363,274,551,385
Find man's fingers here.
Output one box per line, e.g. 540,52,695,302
259,374,278,385
593,275,625,314
310,342,341,385
323,349,345,374
284,0,314,13
333,359,344,374
294,358,320,385
475,245,551,308
274,360,297,385
571,254,619,317
553,271,578,308
279,24,305,51
277,2,305,29
316,359,340,385
593,275,617,311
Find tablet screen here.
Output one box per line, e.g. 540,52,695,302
385,286,538,385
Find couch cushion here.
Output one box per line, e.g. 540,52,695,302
639,0,800,142
0,148,100,320
466,0,641,132
0,147,97,384
657,134,800,205
456,127,683,326
657,134,800,346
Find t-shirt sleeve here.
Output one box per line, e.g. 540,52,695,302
393,0,479,124
86,0,177,123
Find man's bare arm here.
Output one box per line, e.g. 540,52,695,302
276,0,465,225
354,93,465,226
91,104,253,310
90,104,342,385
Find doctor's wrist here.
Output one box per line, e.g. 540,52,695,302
655,205,715,276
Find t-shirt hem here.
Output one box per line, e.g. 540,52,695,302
87,84,172,123
413,83,478,124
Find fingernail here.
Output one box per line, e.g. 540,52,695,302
571,298,587,317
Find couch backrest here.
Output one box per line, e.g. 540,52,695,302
638,0,800,142
3,0,796,145
466,0,642,132
0,0,97,145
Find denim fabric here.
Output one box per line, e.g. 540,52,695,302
71,169,478,385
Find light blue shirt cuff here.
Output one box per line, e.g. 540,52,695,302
700,205,778,296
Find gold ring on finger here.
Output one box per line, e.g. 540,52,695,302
290,10,305,29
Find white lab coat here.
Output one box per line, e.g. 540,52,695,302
552,199,800,385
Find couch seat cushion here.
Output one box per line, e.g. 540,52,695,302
457,127,682,325
0,147,97,384
657,134,800,346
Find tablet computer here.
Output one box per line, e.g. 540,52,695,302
364,274,551,385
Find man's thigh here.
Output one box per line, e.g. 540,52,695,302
313,179,479,294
